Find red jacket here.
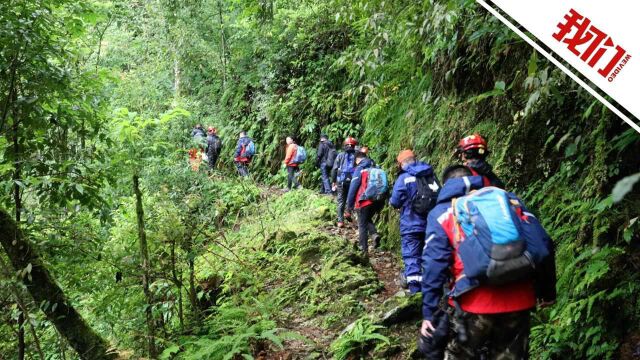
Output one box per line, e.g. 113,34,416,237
354,169,373,209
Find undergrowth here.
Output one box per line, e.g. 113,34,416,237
330,318,390,360
163,188,383,358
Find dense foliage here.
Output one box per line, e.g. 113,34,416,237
1,0,639,359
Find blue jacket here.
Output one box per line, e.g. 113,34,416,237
389,161,437,235
234,136,252,158
346,158,374,210
421,176,556,321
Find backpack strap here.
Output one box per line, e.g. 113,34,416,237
509,198,531,222
341,153,352,174
451,198,462,246
450,189,478,245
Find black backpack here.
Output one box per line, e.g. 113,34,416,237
212,137,222,154
325,145,337,167
411,174,440,215
208,136,222,155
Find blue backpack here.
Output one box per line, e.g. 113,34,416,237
292,145,307,164
453,187,550,285
338,153,355,183
362,167,389,201
242,140,256,157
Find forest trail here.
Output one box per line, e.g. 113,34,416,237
3,0,639,358
262,185,404,302
322,219,403,300
253,186,415,359
260,185,404,298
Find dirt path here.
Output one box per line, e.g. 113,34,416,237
323,218,404,302
258,187,407,358
273,219,406,359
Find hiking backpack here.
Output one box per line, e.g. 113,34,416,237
208,136,222,155
192,128,206,139
241,140,256,158
411,174,440,215
362,167,389,201
292,145,307,164
325,146,337,167
453,187,550,285
337,153,355,183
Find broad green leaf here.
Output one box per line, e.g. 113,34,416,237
159,345,180,359
528,51,538,76
612,172,640,203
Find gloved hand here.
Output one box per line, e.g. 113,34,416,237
332,183,337,192
345,210,353,220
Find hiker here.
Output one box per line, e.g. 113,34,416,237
456,133,504,188
389,150,440,294
346,147,387,254
191,124,206,140
419,165,557,359
189,124,207,171
283,136,303,190
234,131,254,177
316,134,336,194
205,127,222,170
331,137,358,228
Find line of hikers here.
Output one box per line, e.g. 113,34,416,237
189,124,256,177
315,133,556,359
189,125,557,359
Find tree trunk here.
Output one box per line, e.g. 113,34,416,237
132,174,157,358
17,312,25,360
0,209,117,360
0,55,18,132
12,104,26,360
6,284,46,360
169,238,184,330
188,258,198,317
173,55,181,106
217,0,227,89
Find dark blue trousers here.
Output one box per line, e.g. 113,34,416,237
320,163,331,193
401,232,425,293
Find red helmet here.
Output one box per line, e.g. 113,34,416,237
458,133,487,152
343,137,358,146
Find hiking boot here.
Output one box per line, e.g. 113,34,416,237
399,273,408,289
371,234,381,249
337,222,344,228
